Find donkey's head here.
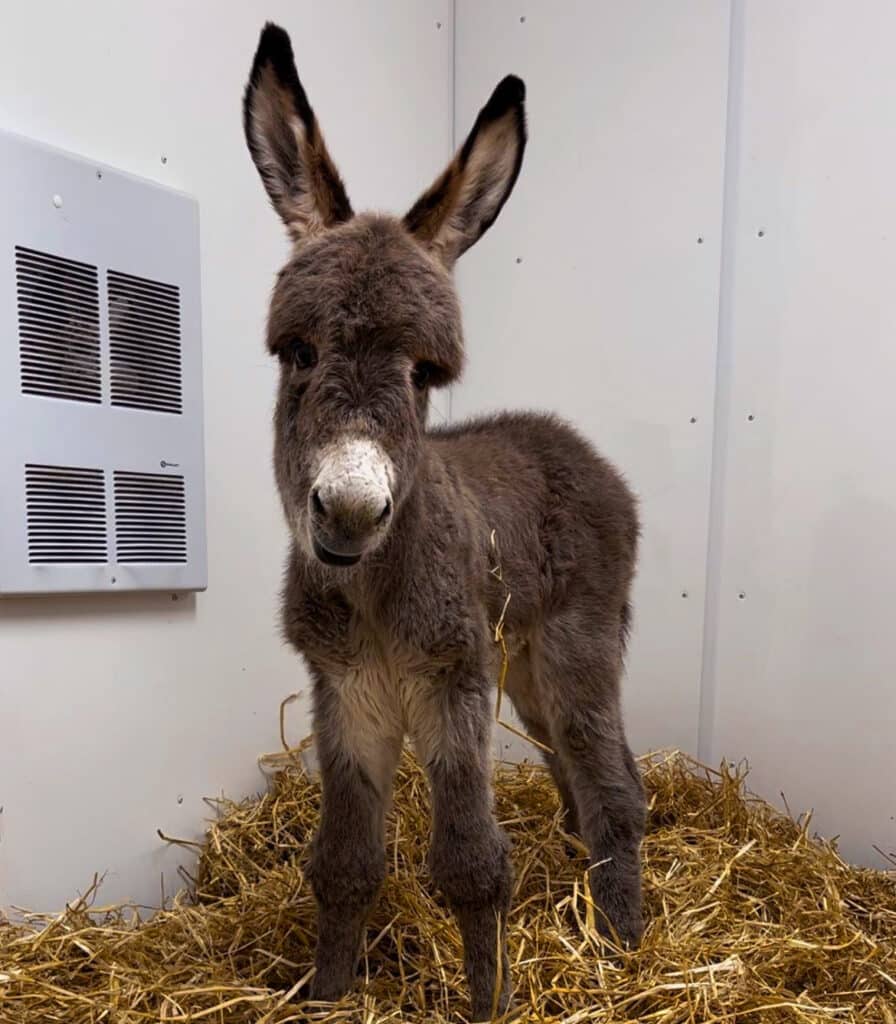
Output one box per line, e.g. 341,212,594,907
244,24,526,568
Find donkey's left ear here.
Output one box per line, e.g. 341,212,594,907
243,23,352,242
404,76,526,268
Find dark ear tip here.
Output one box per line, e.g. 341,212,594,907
501,74,526,104
250,22,296,84
259,21,289,43
484,75,526,119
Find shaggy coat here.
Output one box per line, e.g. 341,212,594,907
243,23,646,1020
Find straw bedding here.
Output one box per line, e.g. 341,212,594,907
1,747,894,1023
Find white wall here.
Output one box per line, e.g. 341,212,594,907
0,0,452,912
454,1,731,756
3,0,894,912
702,0,896,866
457,1,896,866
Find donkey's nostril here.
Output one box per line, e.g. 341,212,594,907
378,498,392,525
311,488,327,519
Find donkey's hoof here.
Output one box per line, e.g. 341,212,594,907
309,972,353,1004
599,916,643,951
592,893,644,950
470,994,514,1023
611,912,644,950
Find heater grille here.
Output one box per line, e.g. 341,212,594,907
108,270,183,414
25,463,108,564
114,471,187,563
1,129,206,594
15,247,102,404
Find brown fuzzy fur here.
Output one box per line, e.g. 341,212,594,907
244,23,646,1020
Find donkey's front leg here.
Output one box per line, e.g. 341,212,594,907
422,672,513,1021
307,675,401,1002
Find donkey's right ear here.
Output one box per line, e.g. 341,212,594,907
243,23,352,242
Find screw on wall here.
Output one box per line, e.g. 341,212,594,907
697,236,704,244
738,591,746,600
52,194,63,209
757,229,765,238
681,590,689,599
515,256,523,264
520,15,526,23
177,795,184,805
96,170,103,180
436,21,441,29
747,413,755,422
690,416,698,424
160,154,168,165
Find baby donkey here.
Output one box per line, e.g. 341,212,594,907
243,23,646,1020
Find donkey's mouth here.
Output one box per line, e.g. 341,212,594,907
312,538,362,567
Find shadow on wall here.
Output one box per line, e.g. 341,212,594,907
804,479,896,760
744,475,896,864
0,591,197,625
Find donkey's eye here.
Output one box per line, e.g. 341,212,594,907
288,339,317,369
412,361,437,390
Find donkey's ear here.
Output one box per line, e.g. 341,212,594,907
404,76,526,268
243,23,352,242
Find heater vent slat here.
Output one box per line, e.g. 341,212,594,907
25,464,108,563
113,471,187,563
15,247,102,404
108,270,183,415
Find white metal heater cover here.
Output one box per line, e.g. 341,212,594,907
0,131,206,594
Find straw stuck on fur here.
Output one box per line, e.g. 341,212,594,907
1,747,894,1023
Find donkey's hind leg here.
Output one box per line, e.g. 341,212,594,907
534,613,647,947
504,654,579,836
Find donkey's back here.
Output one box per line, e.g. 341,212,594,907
431,410,639,627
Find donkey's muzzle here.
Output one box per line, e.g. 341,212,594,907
311,537,363,567
308,438,395,566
